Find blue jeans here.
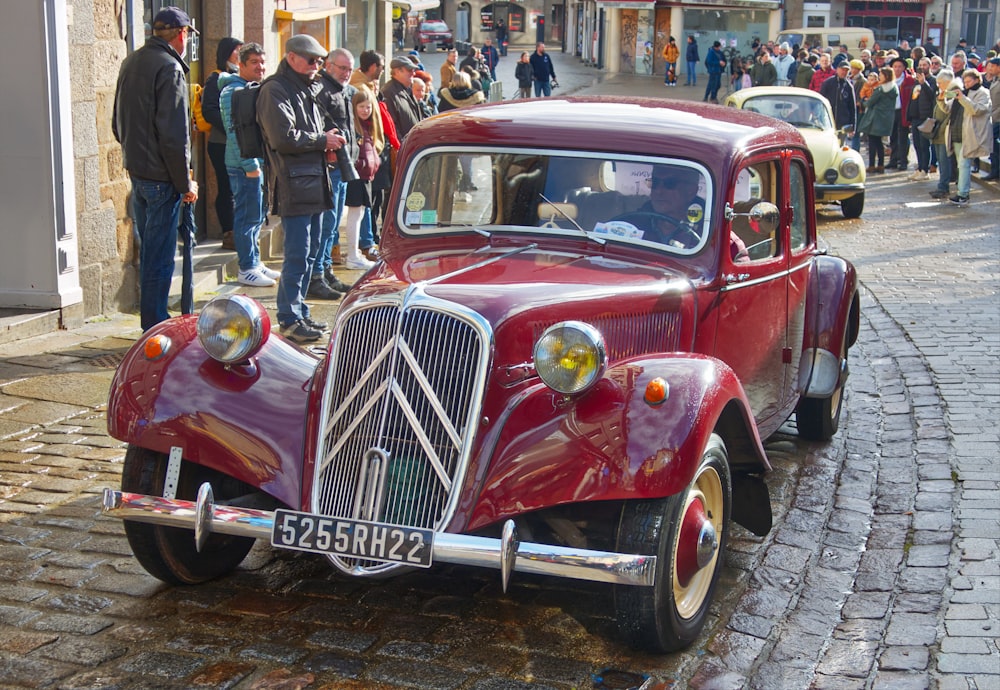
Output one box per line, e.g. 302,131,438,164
131,176,181,331
228,169,265,272
686,61,697,85
704,72,721,101
360,207,376,250
277,213,322,327
664,61,676,84
533,80,552,97
933,142,953,194
314,167,347,277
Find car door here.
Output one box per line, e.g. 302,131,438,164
711,157,790,429
784,151,815,406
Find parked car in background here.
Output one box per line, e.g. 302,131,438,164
724,86,867,218
103,97,859,653
414,20,453,51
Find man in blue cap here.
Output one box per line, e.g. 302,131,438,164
113,6,199,330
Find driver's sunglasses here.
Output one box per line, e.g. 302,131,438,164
648,177,680,190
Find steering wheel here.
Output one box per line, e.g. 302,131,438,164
609,211,701,248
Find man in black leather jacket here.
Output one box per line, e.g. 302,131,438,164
257,34,344,344
112,6,198,331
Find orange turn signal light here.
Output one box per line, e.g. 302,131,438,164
143,335,171,361
644,377,668,406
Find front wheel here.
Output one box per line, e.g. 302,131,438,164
120,445,256,584
614,434,731,652
841,192,864,219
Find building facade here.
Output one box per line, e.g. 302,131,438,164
0,0,994,324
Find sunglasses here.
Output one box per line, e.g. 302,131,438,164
297,55,325,66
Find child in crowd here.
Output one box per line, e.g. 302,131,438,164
343,89,385,270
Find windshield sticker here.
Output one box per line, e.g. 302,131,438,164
686,204,704,224
593,221,644,239
406,209,438,226
405,192,426,212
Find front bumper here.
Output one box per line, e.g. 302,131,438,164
815,183,864,200
102,486,657,589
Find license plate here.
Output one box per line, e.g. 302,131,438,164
271,509,434,568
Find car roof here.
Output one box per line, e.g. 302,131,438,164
404,96,806,169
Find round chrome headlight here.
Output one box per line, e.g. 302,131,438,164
196,295,270,363
533,321,606,395
839,158,861,180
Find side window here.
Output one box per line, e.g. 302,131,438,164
730,161,780,263
790,161,809,250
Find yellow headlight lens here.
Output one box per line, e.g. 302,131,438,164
533,321,606,395
196,295,269,363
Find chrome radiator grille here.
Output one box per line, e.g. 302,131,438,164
316,302,488,545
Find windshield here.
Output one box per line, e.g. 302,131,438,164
742,94,833,130
421,22,449,31
399,147,713,256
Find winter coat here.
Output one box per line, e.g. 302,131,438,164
686,39,699,63
438,86,486,111
896,73,917,127
257,59,332,217
112,36,191,195
795,63,815,89
203,37,243,144
773,54,795,84
663,42,680,64
705,47,725,75
750,60,777,87
857,82,898,137
317,69,358,163
819,75,858,130
949,83,993,158
515,61,532,89
381,77,424,140
809,67,835,92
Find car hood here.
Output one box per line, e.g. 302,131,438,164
343,245,697,362
798,127,842,171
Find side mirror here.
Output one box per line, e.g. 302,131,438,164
748,201,780,235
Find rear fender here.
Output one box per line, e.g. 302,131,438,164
799,255,859,397
467,355,771,533
106,317,321,509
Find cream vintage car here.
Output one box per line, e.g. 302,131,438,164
724,86,866,218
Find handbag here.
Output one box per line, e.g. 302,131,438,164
355,132,380,182
917,117,939,138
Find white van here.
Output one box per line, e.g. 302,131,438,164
775,27,875,53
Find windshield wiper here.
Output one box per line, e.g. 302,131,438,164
538,193,606,245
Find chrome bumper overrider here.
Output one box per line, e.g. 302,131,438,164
102,486,657,589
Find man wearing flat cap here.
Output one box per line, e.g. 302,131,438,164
113,6,199,331
888,56,916,170
381,55,424,141
257,34,346,344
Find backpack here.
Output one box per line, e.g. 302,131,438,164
190,70,219,133
230,81,265,159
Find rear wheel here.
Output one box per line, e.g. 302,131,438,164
796,382,844,440
614,434,731,652
841,192,864,219
121,445,255,584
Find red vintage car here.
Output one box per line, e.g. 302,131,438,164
103,97,859,652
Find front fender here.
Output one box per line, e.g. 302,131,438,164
800,254,859,397
107,316,321,508
466,355,769,531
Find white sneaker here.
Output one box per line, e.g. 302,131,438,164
237,267,276,287
345,256,375,270
258,264,281,280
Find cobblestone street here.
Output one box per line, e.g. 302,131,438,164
0,57,997,688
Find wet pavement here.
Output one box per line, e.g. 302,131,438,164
0,51,997,689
